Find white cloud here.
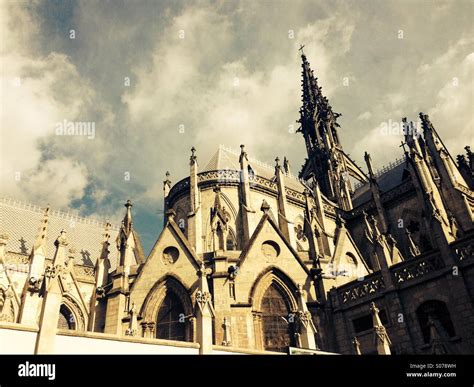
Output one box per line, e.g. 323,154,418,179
20,158,88,208
428,51,474,155
357,111,372,120
122,5,357,188
0,2,110,207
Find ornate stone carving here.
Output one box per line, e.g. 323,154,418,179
74,266,95,278
44,264,60,279
294,224,307,242
195,290,212,310
296,310,312,328
95,286,106,299
0,287,15,322
340,274,385,304
392,254,444,284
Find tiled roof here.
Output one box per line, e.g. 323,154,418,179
0,198,120,268
203,145,306,192
352,158,410,207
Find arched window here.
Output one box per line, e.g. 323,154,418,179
156,292,186,341
226,229,237,251
57,304,76,330
261,283,295,352
216,222,225,250
416,300,455,344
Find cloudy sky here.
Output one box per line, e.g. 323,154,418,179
1,0,473,253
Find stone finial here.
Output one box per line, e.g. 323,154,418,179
190,146,197,164
164,171,171,185
239,144,248,163
124,199,133,219
370,302,392,355
55,230,68,247
370,302,381,322
419,112,434,132
260,199,271,213
283,157,290,173
352,336,362,355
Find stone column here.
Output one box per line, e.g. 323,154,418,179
194,262,215,354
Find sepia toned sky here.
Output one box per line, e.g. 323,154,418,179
1,0,473,253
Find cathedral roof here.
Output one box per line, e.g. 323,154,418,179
352,158,409,207
203,145,306,192
0,198,120,268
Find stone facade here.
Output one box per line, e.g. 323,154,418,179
0,53,473,355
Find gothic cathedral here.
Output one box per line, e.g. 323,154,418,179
1,52,473,355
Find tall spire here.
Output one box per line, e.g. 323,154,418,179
297,51,367,209
105,200,144,335
163,171,171,225
163,171,171,199
419,112,474,230
274,156,296,246
403,117,457,243
239,144,252,247
188,146,203,253
298,52,342,153
115,199,144,268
